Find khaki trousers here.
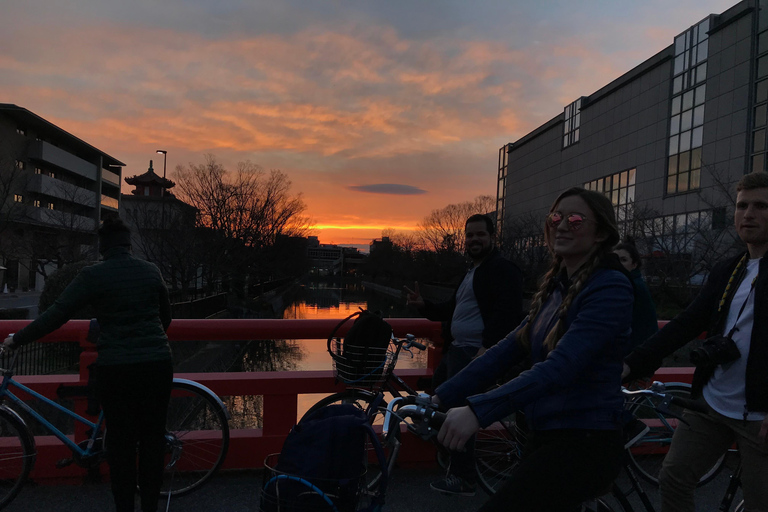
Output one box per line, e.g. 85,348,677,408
659,401,768,512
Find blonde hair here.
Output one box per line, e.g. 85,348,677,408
518,188,619,352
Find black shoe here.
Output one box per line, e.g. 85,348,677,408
623,418,650,449
429,474,476,496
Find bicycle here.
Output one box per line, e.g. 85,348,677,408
0,345,230,510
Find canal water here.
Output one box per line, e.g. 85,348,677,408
224,279,432,429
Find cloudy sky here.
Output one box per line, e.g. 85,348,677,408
1,0,737,250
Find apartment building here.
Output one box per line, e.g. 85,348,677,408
0,104,123,291
497,0,767,275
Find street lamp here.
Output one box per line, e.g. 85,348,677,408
156,150,167,196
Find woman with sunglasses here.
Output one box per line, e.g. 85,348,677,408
433,187,633,511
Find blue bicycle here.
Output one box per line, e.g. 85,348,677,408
0,346,230,510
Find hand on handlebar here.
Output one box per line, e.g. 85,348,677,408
437,405,480,452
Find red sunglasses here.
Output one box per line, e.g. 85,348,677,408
546,212,588,231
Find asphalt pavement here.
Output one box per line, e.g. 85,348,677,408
2,456,742,512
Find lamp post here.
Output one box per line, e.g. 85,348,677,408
156,150,168,282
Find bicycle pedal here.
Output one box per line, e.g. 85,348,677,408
55,458,74,469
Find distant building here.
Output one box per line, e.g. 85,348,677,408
121,160,198,287
497,1,764,272
0,103,123,291
306,237,364,276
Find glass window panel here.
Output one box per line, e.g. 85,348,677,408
683,51,689,71
680,130,692,152
564,136,569,147
611,189,619,206
693,105,705,127
691,168,701,189
675,34,686,55
760,56,768,79
753,153,766,172
574,113,581,128
681,109,693,132
673,75,683,94
683,90,694,111
679,174,689,193
755,129,766,152
698,39,708,63
693,26,699,45
756,104,768,127
620,187,628,205
628,168,636,186
692,126,704,148
699,19,710,42
695,84,706,106
620,171,628,188
669,135,680,155
685,31,690,51
700,210,711,230
671,96,682,115
628,185,635,202
669,155,678,175
679,151,691,171
696,63,707,83
670,114,681,135
758,80,768,103
667,174,677,194
761,31,768,55
565,104,571,117
575,98,582,109
574,128,579,143
691,147,702,169
691,46,697,66
674,54,685,75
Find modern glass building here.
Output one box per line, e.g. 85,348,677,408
497,1,767,277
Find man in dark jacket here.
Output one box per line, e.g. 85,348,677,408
405,213,523,496
623,172,768,512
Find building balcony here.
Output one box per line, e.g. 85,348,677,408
100,194,119,210
22,205,97,232
27,174,97,208
28,140,98,181
102,168,120,187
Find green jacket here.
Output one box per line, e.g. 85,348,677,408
14,247,172,366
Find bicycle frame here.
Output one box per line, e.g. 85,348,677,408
0,369,104,458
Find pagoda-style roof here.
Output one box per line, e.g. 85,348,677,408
124,161,175,189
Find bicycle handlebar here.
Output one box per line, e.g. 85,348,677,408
623,381,708,415
383,394,445,441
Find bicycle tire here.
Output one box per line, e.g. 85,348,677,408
475,414,523,496
159,380,230,497
626,383,724,487
0,406,35,510
303,389,398,491
734,499,745,512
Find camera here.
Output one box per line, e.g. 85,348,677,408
689,335,741,366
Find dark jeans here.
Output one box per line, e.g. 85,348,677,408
433,345,479,482
95,360,173,512
479,428,624,512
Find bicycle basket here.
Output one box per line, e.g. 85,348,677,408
260,453,367,512
327,310,394,389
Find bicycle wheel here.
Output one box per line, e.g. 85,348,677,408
734,499,745,512
159,380,230,497
475,413,523,495
626,383,724,487
0,406,35,510
303,390,397,491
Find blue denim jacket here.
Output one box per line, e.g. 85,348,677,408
436,266,633,431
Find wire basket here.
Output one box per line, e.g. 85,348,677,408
329,338,395,389
259,453,367,512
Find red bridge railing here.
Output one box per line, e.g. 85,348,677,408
0,318,692,484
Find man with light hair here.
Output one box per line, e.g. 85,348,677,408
623,172,768,511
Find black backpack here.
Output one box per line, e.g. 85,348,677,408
261,404,387,512
327,309,393,387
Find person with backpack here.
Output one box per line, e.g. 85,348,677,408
433,188,633,511
614,239,658,350
405,213,523,496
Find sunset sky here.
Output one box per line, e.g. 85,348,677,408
2,0,737,251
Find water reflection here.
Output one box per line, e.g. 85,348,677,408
224,278,429,428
